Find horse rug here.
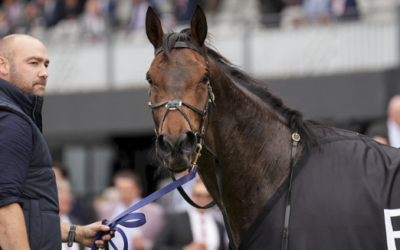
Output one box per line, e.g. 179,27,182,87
238,128,400,250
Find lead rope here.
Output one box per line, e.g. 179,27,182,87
281,132,301,250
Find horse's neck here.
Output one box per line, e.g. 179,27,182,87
201,63,296,243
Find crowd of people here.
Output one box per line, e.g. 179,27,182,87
0,0,364,41
0,0,222,40
56,161,227,250
260,0,360,27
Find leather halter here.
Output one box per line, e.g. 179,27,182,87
148,41,216,207
148,85,215,146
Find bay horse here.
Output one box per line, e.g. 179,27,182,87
145,6,400,250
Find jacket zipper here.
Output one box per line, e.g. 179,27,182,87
32,96,37,125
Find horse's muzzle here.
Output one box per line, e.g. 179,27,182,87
156,131,197,172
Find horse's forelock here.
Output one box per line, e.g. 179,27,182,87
160,29,206,62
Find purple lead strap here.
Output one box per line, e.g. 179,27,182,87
91,167,198,250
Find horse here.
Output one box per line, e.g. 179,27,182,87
144,6,400,250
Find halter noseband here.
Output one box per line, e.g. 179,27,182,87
148,41,216,171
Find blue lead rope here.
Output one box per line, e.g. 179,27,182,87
91,167,198,250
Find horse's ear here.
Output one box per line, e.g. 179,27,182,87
190,5,208,46
146,6,164,49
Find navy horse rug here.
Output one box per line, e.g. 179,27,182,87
239,127,400,250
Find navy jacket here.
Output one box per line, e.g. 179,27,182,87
0,78,60,250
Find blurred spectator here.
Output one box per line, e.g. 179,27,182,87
80,0,106,41
302,0,331,23
201,0,222,13
20,1,43,34
113,0,132,28
39,0,66,28
3,0,23,33
109,169,164,250
331,0,359,21
52,162,89,224
259,0,285,27
280,0,304,28
98,0,115,18
174,0,200,24
65,0,85,20
366,95,400,147
94,186,120,221
151,0,176,28
52,162,70,182
0,9,9,37
153,180,227,250
282,0,359,28
156,171,195,214
129,0,150,30
57,180,85,250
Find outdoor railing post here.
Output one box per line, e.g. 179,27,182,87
105,16,115,90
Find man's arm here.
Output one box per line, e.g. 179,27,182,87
0,112,33,250
60,221,112,248
0,203,30,250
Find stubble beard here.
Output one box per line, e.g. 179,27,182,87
9,63,45,97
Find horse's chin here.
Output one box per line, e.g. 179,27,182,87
166,156,193,173
168,166,190,174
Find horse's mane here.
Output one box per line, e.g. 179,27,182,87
160,29,325,149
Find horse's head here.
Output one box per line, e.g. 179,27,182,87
145,6,213,173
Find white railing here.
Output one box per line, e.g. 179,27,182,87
44,7,400,94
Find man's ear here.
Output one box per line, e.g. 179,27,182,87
0,57,10,76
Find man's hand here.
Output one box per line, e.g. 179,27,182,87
75,221,113,248
183,242,207,250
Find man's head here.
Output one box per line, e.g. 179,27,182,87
191,180,213,213
113,170,143,206
0,34,49,97
388,95,400,126
52,162,69,181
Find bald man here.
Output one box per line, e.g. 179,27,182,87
0,35,111,250
366,95,400,147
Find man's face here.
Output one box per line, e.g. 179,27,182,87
58,188,72,215
9,39,49,97
115,177,141,206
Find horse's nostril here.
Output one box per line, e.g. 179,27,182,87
177,131,197,154
156,134,174,156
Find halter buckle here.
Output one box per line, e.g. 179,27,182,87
190,143,203,172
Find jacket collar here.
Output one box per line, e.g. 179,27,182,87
0,78,44,132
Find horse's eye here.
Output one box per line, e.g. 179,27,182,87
202,74,210,84
146,75,153,85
